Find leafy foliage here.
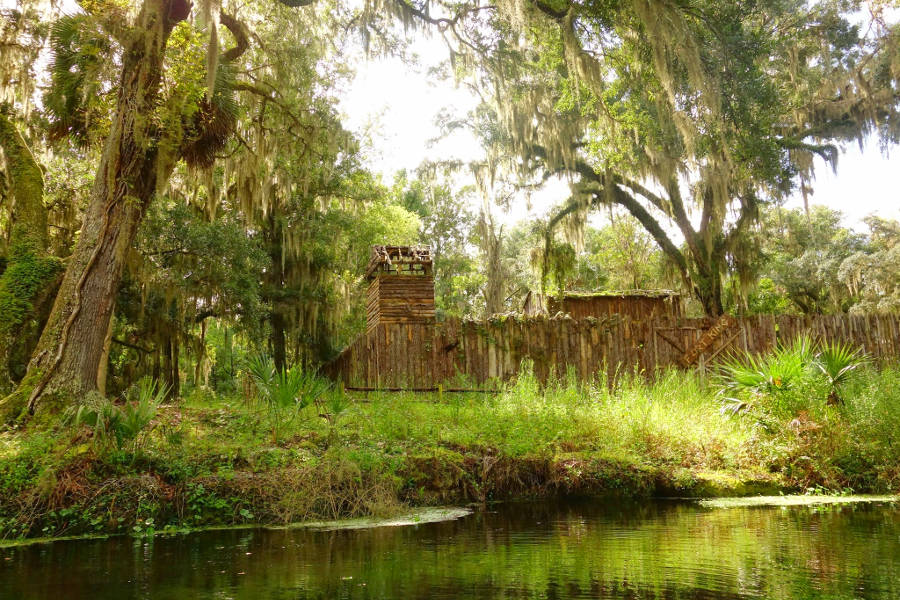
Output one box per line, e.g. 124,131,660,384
716,335,871,417
444,0,900,315
718,336,815,400
66,377,167,452
45,13,115,146
245,354,331,443
816,341,868,405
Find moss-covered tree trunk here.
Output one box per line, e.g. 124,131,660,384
688,247,725,318
0,109,61,392
692,268,724,317
0,0,188,417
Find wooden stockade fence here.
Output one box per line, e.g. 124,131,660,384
325,314,900,390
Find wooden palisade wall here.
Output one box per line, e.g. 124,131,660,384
327,314,900,390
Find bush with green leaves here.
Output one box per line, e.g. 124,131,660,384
716,336,868,419
245,355,332,443
66,377,167,453
718,335,814,395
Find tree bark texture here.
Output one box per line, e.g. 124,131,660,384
4,0,187,414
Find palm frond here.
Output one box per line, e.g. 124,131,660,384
45,14,113,146
816,341,868,387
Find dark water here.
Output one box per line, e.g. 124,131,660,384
2,499,899,599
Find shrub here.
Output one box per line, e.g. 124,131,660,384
815,341,868,406
65,377,166,453
245,355,331,443
717,335,815,397
714,335,877,417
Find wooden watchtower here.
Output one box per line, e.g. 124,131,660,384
365,245,435,332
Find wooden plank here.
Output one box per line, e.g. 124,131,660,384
326,312,900,392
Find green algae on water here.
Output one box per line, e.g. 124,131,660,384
283,507,473,531
0,507,473,549
697,495,899,509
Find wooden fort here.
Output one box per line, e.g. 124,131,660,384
365,245,435,332
325,247,900,390
524,290,681,320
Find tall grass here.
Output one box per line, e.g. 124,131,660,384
350,362,754,473
345,357,900,491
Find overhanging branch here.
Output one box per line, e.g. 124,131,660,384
545,160,692,287
219,12,250,63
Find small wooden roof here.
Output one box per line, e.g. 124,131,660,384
365,245,433,280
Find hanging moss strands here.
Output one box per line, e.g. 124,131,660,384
423,0,899,316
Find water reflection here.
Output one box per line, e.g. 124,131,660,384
1,499,898,599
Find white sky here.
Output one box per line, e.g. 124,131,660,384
340,35,900,233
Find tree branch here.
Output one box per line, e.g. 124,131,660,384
112,338,155,354
231,82,318,139
617,176,671,217
390,0,494,29
531,0,568,20
219,12,250,63
275,0,317,7
547,159,692,287
528,142,693,290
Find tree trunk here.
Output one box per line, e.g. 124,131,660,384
0,109,61,391
695,276,724,317
265,213,288,373
478,212,505,317
194,319,208,386
689,248,725,317
271,310,287,373
162,334,180,399
1,0,187,417
96,309,115,396
0,111,47,251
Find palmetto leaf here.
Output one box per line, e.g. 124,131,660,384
245,355,331,411
46,14,113,146
816,341,868,387
716,334,817,394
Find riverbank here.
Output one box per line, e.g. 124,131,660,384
1,365,899,541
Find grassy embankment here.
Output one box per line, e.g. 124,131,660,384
1,358,899,541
